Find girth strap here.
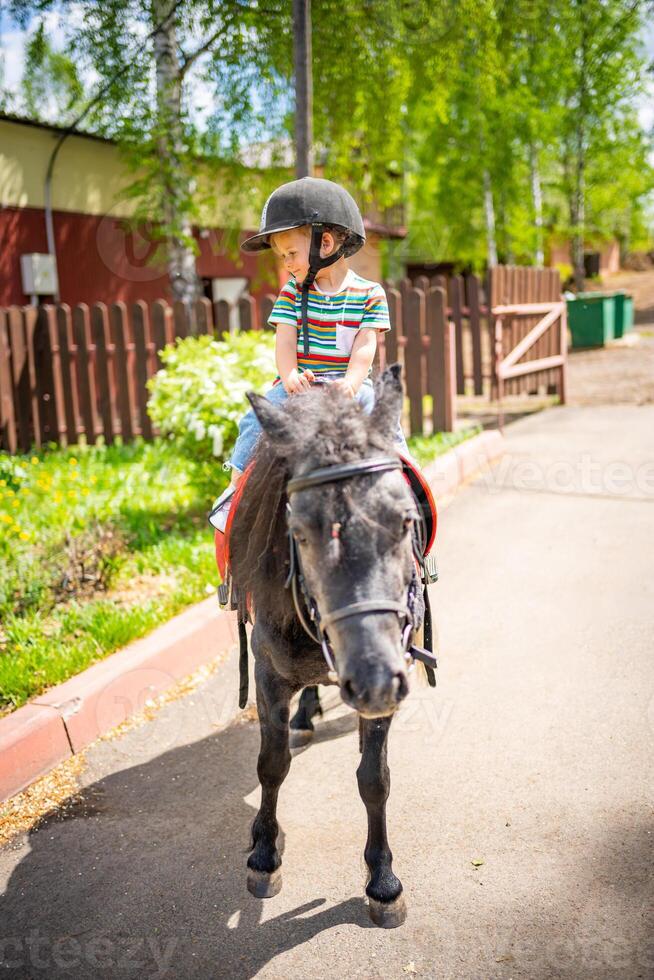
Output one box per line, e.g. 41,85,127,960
238,618,249,709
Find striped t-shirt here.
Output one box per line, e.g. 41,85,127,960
267,269,390,376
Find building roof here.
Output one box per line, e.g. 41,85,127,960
0,111,114,145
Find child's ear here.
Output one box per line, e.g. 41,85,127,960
320,230,335,257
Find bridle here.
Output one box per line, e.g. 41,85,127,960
284,455,437,682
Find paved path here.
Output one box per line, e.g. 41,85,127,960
567,329,654,407
1,406,653,979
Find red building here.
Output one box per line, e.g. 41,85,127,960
0,114,404,311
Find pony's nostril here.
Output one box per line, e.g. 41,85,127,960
342,678,357,702
393,672,409,702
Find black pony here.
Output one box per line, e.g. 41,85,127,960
229,366,428,928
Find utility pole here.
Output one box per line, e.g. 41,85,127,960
293,0,313,178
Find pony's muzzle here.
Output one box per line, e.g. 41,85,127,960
340,668,409,718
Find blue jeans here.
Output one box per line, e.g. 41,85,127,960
228,374,409,473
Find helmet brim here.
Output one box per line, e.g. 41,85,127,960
241,222,311,253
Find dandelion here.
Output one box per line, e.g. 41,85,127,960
31,457,39,465
90,476,97,484
67,490,77,500
12,499,19,509
0,479,5,486
12,524,21,533
19,531,30,541
81,487,90,496
70,471,78,480
0,514,12,524
69,458,78,466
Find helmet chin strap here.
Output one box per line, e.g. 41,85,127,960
299,224,347,357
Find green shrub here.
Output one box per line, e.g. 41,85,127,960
146,331,276,487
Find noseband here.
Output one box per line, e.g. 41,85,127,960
284,455,437,683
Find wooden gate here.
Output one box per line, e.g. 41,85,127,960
487,266,566,424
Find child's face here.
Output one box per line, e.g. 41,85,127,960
271,227,338,282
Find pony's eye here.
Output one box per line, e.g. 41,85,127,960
402,516,415,534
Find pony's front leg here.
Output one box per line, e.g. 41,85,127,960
247,657,293,899
357,715,406,928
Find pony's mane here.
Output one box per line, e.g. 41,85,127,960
229,384,394,627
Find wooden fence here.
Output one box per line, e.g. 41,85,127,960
0,265,563,453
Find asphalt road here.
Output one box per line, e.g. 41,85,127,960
1,405,653,980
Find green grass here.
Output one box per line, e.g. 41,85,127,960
407,425,482,467
0,439,226,713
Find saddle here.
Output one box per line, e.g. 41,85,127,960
214,453,438,599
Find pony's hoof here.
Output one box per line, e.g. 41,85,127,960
247,867,282,899
368,893,407,929
289,727,314,748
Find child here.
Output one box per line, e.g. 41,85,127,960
208,176,409,532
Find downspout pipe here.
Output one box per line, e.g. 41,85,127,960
44,131,68,302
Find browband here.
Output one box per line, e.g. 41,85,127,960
287,456,402,495
320,600,410,631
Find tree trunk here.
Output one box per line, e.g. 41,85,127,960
151,0,199,303
529,142,545,266
483,169,498,268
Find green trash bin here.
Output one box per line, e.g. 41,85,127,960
566,292,617,348
613,292,634,338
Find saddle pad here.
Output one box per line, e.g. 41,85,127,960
214,461,256,581
399,453,437,556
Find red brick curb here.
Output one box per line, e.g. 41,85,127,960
0,429,505,802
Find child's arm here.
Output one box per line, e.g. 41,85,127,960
335,328,378,396
275,323,315,393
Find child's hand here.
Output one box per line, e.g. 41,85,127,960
283,368,315,393
331,378,357,398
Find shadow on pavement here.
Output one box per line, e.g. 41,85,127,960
0,718,370,979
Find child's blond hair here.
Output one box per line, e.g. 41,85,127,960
270,224,348,256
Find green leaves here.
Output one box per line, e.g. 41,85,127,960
146,330,276,488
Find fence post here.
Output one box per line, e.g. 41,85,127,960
404,287,424,436
559,303,568,405
33,305,59,446
466,274,483,396
238,295,256,331
385,287,401,366
0,309,17,453
56,305,77,445
8,307,32,452
150,300,171,371
194,298,213,335
427,287,456,433
449,275,465,394
72,305,96,444
110,302,134,442
172,300,190,339
213,300,230,338
132,302,153,440
91,304,114,445
260,295,276,331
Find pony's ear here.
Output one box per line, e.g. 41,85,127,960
369,363,403,435
247,391,294,445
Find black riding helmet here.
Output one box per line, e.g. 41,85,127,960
241,177,366,356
